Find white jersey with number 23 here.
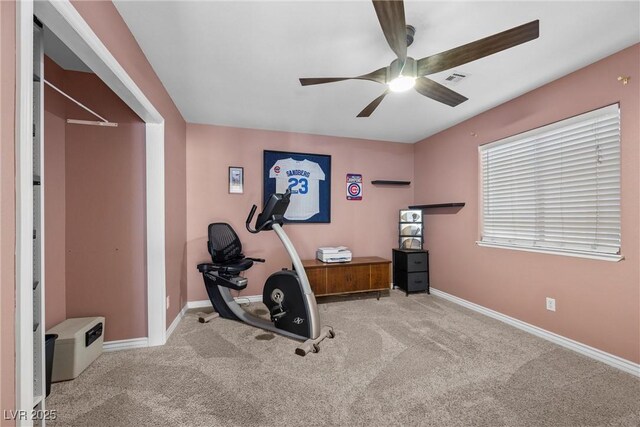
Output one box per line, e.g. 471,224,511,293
269,158,325,220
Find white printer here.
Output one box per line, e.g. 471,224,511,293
316,246,352,263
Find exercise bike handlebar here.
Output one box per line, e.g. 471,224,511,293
246,207,277,234
246,205,275,234
246,205,259,233
246,189,291,234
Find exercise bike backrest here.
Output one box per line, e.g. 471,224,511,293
246,189,291,234
207,223,244,264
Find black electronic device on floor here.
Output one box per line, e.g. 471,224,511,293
393,248,429,296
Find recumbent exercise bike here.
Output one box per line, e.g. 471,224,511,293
197,189,334,355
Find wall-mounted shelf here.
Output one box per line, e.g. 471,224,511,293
371,180,411,186
409,202,465,209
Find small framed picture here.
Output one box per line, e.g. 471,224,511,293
400,209,422,223
229,166,244,194
400,237,423,249
400,223,422,237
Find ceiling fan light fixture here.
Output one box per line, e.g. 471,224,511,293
388,75,416,92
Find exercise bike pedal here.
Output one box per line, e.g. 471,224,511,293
269,305,287,321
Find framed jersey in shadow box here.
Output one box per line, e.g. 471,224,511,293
263,150,331,223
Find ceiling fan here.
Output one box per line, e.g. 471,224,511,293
299,0,539,117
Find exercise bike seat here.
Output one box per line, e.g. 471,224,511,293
196,223,257,291
197,258,251,291
197,269,248,290
198,256,253,273
197,259,253,275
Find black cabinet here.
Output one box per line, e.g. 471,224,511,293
393,249,429,295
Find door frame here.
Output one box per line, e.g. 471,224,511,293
15,0,167,419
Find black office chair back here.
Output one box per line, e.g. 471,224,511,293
208,223,243,264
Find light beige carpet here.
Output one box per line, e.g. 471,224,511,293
47,291,639,426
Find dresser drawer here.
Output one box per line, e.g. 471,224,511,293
395,271,429,292
393,250,428,272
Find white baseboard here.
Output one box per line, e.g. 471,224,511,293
234,295,262,304
103,296,263,351
186,295,262,310
166,304,188,340
430,288,640,377
102,337,149,352
186,299,212,309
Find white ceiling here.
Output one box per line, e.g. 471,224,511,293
113,1,639,143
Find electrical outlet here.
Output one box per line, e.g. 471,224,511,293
166,295,170,309
546,297,556,312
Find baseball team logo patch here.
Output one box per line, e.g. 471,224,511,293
274,166,281,173
346,174,363,201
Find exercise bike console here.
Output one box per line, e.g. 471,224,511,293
246,189,291,233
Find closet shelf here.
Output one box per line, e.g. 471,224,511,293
371,180,411,186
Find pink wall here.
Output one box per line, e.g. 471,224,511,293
186,124,414,299
43,55,148,341
72,1,188,325
413,44,640,363
63,71,147,341
44,57,67,330
0,0,16,421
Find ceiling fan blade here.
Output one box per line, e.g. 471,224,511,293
414,77,468,107
300,67,387,86
300,77,355,86
357,91,388,117
417,20,539,76
372,0,407,61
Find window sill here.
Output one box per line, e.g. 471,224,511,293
476,241,624,262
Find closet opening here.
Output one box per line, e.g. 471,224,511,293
42,21,148,336
15,1,167,417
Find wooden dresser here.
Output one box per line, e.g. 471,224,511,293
301,257,391,297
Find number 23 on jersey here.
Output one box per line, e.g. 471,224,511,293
288,177,308,194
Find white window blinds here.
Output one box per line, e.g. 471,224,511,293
480,104,621,258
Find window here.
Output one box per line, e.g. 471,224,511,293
479,104,621,261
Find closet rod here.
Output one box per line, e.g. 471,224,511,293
44,79,118,127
